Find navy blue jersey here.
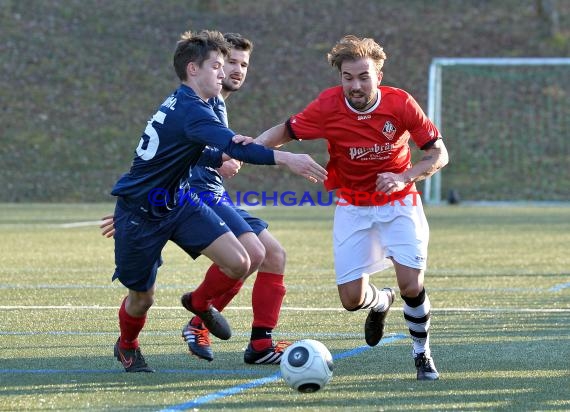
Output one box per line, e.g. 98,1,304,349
189,95,227,197
211,95,228,126
111,84,275,218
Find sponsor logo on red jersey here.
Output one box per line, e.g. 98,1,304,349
348,143,394,160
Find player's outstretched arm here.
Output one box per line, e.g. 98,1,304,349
232,125,325,183
255,123,293,148
273,151,327,183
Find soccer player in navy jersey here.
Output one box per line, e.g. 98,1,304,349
181,33,291,365
109,29,326,372
250,35,449,380
103,33,291,365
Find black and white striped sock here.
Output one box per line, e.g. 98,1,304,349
402,288,431,357
360,283,390,312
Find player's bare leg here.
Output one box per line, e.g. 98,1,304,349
337,275,394,346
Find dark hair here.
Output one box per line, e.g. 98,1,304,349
173,30,231,81
223,32,253,53
327,35,387,73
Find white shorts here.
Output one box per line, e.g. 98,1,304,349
333,194,429,285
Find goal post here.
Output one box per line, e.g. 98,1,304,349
424,57,570,204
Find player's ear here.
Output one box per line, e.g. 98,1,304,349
187,61,198,77
377,71,383,83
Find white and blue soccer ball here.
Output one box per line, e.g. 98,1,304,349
280,339,333,393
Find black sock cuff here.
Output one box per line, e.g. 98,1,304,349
401,288,426,308
250,327,272,340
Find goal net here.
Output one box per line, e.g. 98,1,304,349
424,58,570,204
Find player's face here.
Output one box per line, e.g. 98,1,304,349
192,51,226,100
340,58,382,111
222,49,250,93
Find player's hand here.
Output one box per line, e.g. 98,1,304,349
217,158,242,179
100,215,115,238
376,172,406,195
232,134,254,145
274,152,327,183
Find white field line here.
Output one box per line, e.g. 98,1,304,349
55,220,104,228
0,305,568,313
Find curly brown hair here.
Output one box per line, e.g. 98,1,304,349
327,35,387,73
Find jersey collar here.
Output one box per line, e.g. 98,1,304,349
344,89,381,114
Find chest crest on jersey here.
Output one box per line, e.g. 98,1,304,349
382,121,397,140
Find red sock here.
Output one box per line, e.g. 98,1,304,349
252,272,285,330
118,297,146,350
191,264,240,312
212,279,244,311
193,279,244,325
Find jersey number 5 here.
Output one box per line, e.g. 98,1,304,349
136,111,166,160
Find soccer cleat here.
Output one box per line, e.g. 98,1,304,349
414,353,440,380
364,287,396,347
181,292,231,340
182,318,214,362
114,339,155,373
244,340,291,365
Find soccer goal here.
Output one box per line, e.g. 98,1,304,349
424,57,570,204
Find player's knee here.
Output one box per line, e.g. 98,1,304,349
129,292,154,313
261,243,286,273
247,243,266,273
140,297,154,312
226,253,251,278
399,283,424,299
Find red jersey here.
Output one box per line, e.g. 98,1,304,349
288,86,440,205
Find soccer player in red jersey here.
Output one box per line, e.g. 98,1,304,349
253,35,449,380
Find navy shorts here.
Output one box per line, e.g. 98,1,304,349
112,200,230,292
209,202,269,237
234,207,269,236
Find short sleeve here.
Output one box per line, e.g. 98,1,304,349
403,94,440,149
288,98,325,140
